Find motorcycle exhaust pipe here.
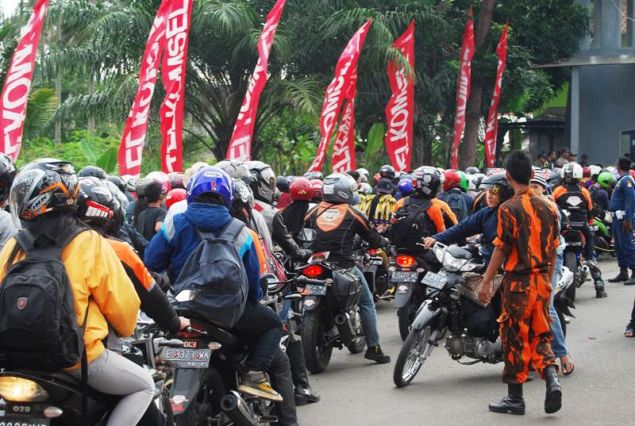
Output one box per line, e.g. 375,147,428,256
220,391,260,426
334,313,355,344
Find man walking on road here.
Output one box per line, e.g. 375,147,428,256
479,151,562,416
607,157,635,285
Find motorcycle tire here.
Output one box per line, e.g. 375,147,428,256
564,252,578,303
398,302,416,342
393,325,436,388
302,310,333,374
346,306,366,354
175,388,214,426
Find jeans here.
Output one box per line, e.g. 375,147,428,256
68,349,155,426
269,348,298,426
233,301,283,371
550,252,569,358
353,266,381,347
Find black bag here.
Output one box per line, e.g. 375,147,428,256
390,197,435,251
0,227,88,371
331,269,361,309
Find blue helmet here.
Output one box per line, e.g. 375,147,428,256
187,166,233,208
397,176,414,196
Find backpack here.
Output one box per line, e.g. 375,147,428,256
0,227,88,371
173,219,249,328
444,190,469,221
390,197,435,251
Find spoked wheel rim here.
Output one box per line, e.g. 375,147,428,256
401,326,433,382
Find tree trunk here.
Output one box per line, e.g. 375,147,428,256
54,16,62,144
458,0,495,169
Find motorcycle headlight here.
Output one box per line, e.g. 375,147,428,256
459,262,480,273
0,376,49,402
443,255,465,272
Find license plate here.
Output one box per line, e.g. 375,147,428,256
0,418,49,426
164,348,212,369
422,271,448,290
390,271,418,283
306,284,327,296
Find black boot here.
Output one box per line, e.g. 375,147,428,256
595,280,607,298
609,268,629,282
489,384,525,415
544,365,562,414
625,269,635,285
364,345,391,364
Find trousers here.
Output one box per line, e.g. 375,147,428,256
499,272,557,384
613,219,635,269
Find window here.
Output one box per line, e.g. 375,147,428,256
590,0,601,49
621,0,634,48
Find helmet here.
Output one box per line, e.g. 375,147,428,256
582,167,591,179
443,170,461,192
188,166,233,208
276,176,290,193
215,160,250,181
103,179,129,212
304,171,323,181
589,165,602,180
168,172,185,189
597,171,617,190
561,162,583,182
397,177,414,197
379,165,396,180
146,171,170,194
0,153,17,203
357,168,369,183
184,162,209,188
322,173,357,204
456,171,469,192
77,177,117,228
310,179,323,201
78,165,107,180
232,178,254,209
10,159,79,221
165,188,187,209
359,182,373,195
106,175,126,194
465,166,480,175
480,173,514,203
376,178,394,195
413,166,442,198
121,175,137,193
471,173,486,190
289,177,313,201
246,161,276,204
547,169,562,188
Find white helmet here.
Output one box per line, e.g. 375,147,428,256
560,162,583,181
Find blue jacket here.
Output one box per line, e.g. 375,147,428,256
432,206,498,263
144,203,263,301
609,174,635,224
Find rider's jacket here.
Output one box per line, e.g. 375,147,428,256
433,206,498,263
304,202,382,268
552,183,593,224
392,196,456,234
589,183,609,213
0,228,140,366
357,193,397,224
254,199,304,258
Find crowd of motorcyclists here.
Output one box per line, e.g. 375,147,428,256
0,149,633,425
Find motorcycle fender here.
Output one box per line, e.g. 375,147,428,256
303,296,322,311
393,283,413,308
170,368,205,413
411,300,442,331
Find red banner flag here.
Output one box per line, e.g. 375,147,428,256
385,21,415,173
308,19,372,173
450,12,475,170
484,24,509,168
226,0,287,161
0,0,49,161
331,96,357,173
160,0,192,173
118,0,170,177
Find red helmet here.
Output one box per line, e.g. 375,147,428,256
165,188,187,209
582,167,591,178
310,179,323,201
443,170,461,192
289,177,313,201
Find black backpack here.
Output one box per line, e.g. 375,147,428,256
0,227,88,371
390,197,435,251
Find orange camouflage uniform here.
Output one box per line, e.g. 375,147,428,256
494,188,559,384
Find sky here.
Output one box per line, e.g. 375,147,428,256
1,0,20,17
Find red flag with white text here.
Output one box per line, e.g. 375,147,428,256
484,24,508,168
450,13,475,169
308,19,372,173
226,0,287,161
331,96,357,173
385,21,415,173
160,0,193,173
118,0,170,177
0,0,50,161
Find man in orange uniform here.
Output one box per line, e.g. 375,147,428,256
479,151,562,416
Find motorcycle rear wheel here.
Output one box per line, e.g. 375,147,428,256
302,310,333,374
393,325,435,388
346,306,366,354
564,252,578,303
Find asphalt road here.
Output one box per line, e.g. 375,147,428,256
297,259,634,426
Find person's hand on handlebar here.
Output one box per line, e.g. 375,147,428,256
178,317,191,330
422,237,437,250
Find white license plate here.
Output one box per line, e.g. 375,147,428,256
164,348,212,369
391,271,418,283
422,271,448,290
0,418,49,426
306,284,327,296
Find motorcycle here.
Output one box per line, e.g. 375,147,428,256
592,212,614,256
297,252,366,374
552,265,576,336
393,243,502,388
360,244,391,302
561,213,590,303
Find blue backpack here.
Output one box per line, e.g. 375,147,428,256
444,190,469,221
173,219,249,328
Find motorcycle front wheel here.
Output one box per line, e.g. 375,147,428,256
302,310,333,374
393,325,436,388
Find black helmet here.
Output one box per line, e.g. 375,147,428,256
412,166,441,198
77,177,118,230
10,159,79,221
323,173,357,204
0,153,17,204
78,165,107,180
379,164,396,180
276,176,290,193
106,175,126,194
480,173,514,203
246,161,277,204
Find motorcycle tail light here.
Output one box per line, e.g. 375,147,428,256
368,248,379,256
303,264,324,279
396,255,416,269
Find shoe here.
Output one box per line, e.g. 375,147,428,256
608,268,628,282
364,345,391,364
238,371,283,402
544,366,562,414
595,281,607,298
625,277,635,286
489,384,525,415
294,386,320,406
